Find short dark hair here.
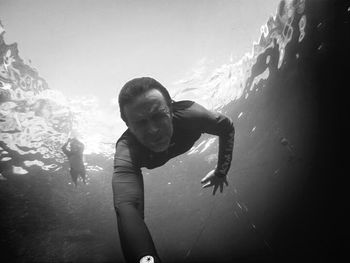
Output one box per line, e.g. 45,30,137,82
118,77,172,122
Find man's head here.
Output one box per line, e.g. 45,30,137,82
118,77,173,152
70,138,83,153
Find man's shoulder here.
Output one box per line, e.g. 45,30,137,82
115,130,138,151
172,100,210,121
115,130,142,166
172,100,202,117
172,100,195,111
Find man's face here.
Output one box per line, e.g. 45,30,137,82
124,89,173,152
70,140,82,153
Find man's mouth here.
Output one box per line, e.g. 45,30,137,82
152,137,167,144
148,135,169,147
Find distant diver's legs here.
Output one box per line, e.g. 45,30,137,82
70,169,79,187
80,169,87,184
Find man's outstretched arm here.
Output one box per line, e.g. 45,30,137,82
113,141,161,263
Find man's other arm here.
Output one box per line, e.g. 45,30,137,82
188,103,235,177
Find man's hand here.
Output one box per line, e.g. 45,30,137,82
201,169,228,195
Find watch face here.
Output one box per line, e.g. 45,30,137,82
139,255,154,263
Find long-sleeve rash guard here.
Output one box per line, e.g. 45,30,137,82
113,100,235,263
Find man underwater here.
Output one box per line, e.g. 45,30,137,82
62,137,86,187
113,77,235,263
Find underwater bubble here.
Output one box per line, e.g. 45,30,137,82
280,137,289,146
286,27,293,42
1,157,11,161
299,15,307,31
238,112,243,119
251,126,256,132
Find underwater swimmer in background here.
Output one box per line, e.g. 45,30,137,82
62,137,86,187
113,77,235,263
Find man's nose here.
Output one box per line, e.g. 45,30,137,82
147,120,160,135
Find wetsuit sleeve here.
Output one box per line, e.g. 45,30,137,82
113,139,161,263
189,103,235,177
